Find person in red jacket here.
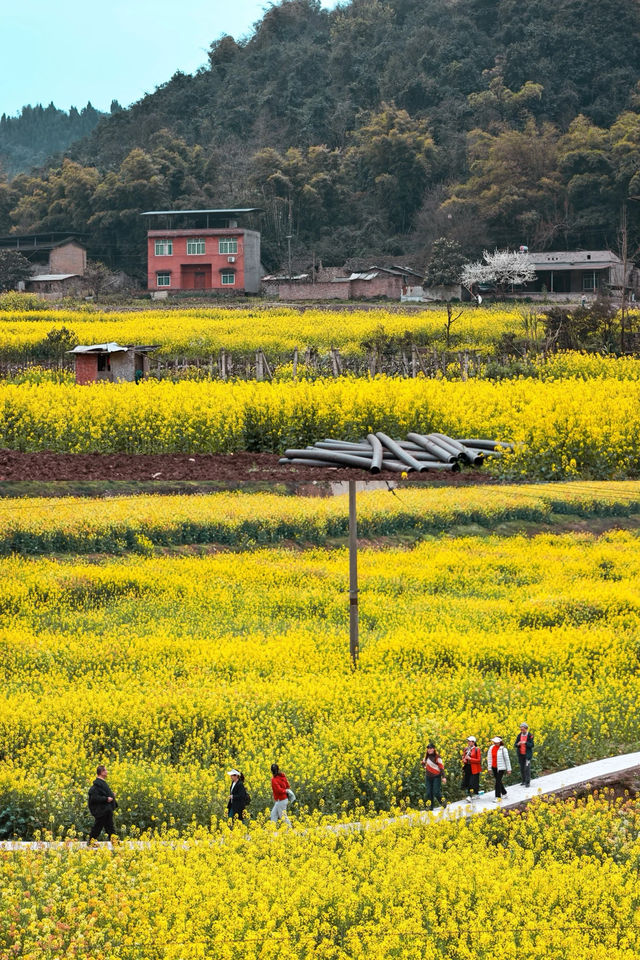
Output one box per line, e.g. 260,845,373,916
461,736,482,800
270,763,293,827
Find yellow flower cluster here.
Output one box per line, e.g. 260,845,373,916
535,351,640,381
0,303,524,358
3,796,640,959
1,480,640,555
2,525,640,833
0,376,639,479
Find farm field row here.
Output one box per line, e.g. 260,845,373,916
2,526,640,836
3,796,640,960
0,304,526,359
1,481,640,555
1,377,640,480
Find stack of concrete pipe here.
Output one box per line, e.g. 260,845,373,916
279,433,514,474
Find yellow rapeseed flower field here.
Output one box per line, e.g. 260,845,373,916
2,484,640,958
1,523,640,833
3,797,640,959
0,303,524,358
1,376,639,479
1,481,640,554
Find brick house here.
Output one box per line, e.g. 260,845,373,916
0,232,87,290
69,343,157,384
142,209,262,295
270,265,423,301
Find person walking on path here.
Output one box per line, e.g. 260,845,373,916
227,769,250,821
461,736,482,800
270,763,293,827
487,737,511,801
421,743,446,810
515,723,534,786
88,765,118,841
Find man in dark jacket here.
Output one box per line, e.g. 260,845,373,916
514,723,534,787
88,765,118,840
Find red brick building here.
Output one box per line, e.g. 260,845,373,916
142,209,262,295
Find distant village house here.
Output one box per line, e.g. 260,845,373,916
522,250,639,297
0,232,87,295
264,264,423,301
143,208,262,295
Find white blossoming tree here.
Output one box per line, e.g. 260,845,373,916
461,249,537,297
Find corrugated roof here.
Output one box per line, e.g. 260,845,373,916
69,343,159,354
28,274,79,282
70,343,126,354
140,208,263,216
262,274,309,281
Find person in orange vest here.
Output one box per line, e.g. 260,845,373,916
461,736,482,800
421,743,446,810
514,722,534,787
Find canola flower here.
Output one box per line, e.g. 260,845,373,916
1,527,640,834
1,376,640,479
2,796,640,959
1,480,640,555
0,303,525,359
534,351,640,381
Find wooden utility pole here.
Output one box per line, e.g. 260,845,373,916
348,480,359,669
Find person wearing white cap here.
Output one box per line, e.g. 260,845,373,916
461,736,482,800
514,723,534,786
227,769,250,821
487,737,511,801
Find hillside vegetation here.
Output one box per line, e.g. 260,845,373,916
0,102,106,177
1,0,640,275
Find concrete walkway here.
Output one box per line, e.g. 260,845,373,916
3,751,640,851
422,749,640,824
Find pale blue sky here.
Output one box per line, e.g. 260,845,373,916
1,0,337,117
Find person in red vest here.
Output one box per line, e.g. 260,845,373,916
270,763,293,827
487,736,511,801
514,722,534,786
421,743,447,810
461,736,482,800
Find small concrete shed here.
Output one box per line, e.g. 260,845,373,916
68,343,158,384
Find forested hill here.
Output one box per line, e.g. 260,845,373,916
76,0,640,161
0,103,108,177
2,0,640,276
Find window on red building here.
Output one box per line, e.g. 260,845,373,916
154,239,173,255
157,272,171,287
218,238,238,254
221,271,235,285
187,238,206,255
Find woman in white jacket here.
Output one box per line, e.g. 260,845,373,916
487,736,511,801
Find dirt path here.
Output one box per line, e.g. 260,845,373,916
0,449,498,486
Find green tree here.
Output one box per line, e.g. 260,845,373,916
557,115,617,242
424,238,465,286
443,120,564,248
0,250,33,292
347,103,437,233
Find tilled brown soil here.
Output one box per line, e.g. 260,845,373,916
0,449,499,485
